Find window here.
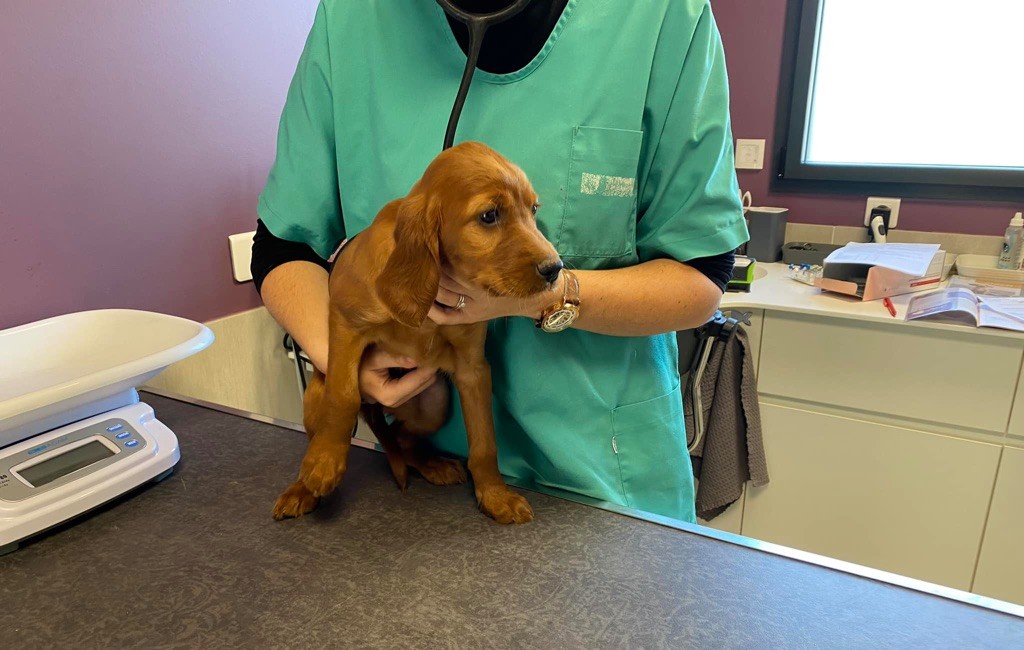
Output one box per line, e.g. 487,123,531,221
775,0,1024,200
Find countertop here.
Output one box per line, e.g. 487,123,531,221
723,262,1024,340
3,394,1023,648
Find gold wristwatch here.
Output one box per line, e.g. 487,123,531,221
536,269,580,333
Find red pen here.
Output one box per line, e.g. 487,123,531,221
883,297,897,317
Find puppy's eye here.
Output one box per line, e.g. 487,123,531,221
480,208,499,225
531,204,540,215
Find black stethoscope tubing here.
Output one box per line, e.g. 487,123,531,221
435,0,533,150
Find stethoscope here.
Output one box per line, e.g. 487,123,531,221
435,0,533,150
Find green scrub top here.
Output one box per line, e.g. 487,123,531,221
258,0,748,523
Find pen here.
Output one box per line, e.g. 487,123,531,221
883,297,897,318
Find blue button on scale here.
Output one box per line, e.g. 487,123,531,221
106,424,123,432
124,440,139,448
115,432,130,439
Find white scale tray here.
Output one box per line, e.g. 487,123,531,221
0,309,213,551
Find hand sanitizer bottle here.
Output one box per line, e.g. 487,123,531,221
997,212,1024,270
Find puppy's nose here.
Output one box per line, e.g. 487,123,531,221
537,259,564,284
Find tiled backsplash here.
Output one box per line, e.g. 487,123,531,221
784,224,1004,258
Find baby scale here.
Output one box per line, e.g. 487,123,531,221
0,309,213,554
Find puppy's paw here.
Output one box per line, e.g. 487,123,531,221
273,481,320,520
415,456,467,486
477,486,534,524
299,446,348,497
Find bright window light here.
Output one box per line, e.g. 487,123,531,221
804,0,1024,169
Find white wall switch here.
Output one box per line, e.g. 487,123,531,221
736,139,766,170
864,197,901,229
228,231,257,282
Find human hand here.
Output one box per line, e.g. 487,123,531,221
359,346,439,408
428,269,557,326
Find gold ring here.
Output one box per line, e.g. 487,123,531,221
454,294,466,311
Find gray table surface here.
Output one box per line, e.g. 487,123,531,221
3,394,1023,649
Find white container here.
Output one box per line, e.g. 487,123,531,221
997,212,1024,270
0,309,214,446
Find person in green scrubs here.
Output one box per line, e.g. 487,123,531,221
253,0,748,523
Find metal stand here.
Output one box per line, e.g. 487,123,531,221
284,334,311,396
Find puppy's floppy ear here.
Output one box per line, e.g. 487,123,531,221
377,192,441,327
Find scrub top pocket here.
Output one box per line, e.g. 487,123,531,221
556,125,644,259
610,383,696,522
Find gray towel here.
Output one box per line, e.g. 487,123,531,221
684,326,769,521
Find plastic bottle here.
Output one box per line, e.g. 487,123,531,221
997,212,1024,270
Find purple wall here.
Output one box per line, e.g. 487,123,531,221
714,0,1021,235
0,1,319,330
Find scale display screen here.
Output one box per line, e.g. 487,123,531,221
18,441,116,488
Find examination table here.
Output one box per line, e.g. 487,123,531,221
3,394,1022,648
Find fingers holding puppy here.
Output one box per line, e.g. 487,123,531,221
359,346,439,408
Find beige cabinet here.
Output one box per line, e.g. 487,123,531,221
758,312,1022,433
973,447,1024,603
1008,371,1024,438
743,402,1002,591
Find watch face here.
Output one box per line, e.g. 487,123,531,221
542,304,579,333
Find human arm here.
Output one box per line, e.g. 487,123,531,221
430,252,734,335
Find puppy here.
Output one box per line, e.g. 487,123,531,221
273,142,562,524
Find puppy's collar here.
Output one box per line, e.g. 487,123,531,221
327,234,359,274
327,237,350,265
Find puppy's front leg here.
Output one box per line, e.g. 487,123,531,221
273,370,326,519
298,331,366,498
454,348,534,524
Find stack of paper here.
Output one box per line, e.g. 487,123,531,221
824,243,941,277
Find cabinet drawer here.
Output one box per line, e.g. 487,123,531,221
1007,372,1024,438
743,403,1001,590
973,447,1024,604
758,312,1022,432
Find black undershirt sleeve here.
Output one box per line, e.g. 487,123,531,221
250,219,330,294
685,250,735,294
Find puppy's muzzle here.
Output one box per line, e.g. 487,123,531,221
537,259,564,285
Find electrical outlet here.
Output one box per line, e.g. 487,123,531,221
864,197,901,229
735,139,766,170
228,231,256,282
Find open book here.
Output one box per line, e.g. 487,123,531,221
906,288,1024,332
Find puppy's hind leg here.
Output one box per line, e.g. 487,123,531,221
389,379,466,487
361,403,410,491
399,433,467,486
